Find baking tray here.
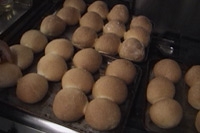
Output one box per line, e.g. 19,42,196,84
0,51,142,133
143,57,198,133
0,0,143,132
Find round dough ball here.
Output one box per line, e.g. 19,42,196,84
103,20,126,38
79,11,104,32
53,87,88,122
37,54,68,81
16,73,48,104
146,77,175,104
94,33,121,55
10,45,34,70
73,48,102,73
0,63,22,88
85,98,121,131
45,38,74,61
119,38,145,62
72,26,97,48
40,15,66,37
62,68,94,94
63,0,86,14
149,98,183,129
20,29,48,53
87,0,109,20
195,111,200,132
105,59,137,84
107,4,129,23
124,27,150,47
56,6,80,25
188,83,200,110
185,65,200,87
130,15,152,33
92,75,128,104
153,58,182,83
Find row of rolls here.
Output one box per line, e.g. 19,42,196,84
0,0,150,131
146,58,200,132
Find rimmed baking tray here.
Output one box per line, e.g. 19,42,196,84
0,0,144,132
143,57,198,133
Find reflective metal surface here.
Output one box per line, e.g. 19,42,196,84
0,2,30,35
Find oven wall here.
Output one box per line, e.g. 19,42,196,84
132,0,200,40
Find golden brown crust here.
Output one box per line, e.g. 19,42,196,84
80,11,104,32
87,1,109,20
103,20,126,38
53,88,88,122
184,65,200,87
37,54,68,81
153,58,182,83
62,68,94,94
124,27,150,47
149,98,183,129
130,15,152,33
92,75,128,104
94,33,121,55
45,38,74,61
63,0,86,14
146,77,175,104
0,63,22,88
107,4,129,23
10,45,34,70
72,26,97,48
16,73,48,104
119,38,145,62
85,98,121,131
20,29,48,53
40,15,66,37
105,59,137,84
73,48,102,73
56,7,80,25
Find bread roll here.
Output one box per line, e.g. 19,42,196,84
118,38,145,62
73,48,102,73
195,111,200,132
0,63,22,88
153,58,182,83
124,27,150,47
188,83,200,110
16,73,48,104
62,68,94,94
63,0,86,14
94,33,121,55
0,40,13,63
130,15,152,33
37,54,68,81
85,98,121,131
105,59,137,84
107,4,129,23
20,29,48,53
53,87,88,122
92,75,128,104
146,77,175,104
149,98,183,129
40,15,66,37
103,20,126,38
56,6,80,25
185,65,200,87
80,11,104,32
10,44,34,70
45,38,74,61
72,26,97,48
87,1,109,20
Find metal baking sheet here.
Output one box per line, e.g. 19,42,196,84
144,58,198,133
